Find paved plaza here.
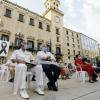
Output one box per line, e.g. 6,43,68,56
0,75,100,100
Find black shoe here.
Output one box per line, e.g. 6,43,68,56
47,82,53,90
52,86,58,91
89,80,94,83
52,83,58,91
9,78,14,83
32,75,36,81
93,79,98,82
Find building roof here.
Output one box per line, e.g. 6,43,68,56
1,0,51,22
63,27,80,34
43,8,64,16
80,33,98,43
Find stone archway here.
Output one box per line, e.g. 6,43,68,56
0,29,11,36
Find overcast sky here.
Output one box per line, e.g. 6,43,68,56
12,0,100,43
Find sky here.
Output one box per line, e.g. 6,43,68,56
11,0,100,43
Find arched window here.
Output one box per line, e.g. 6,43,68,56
15,33,23,48
1,34,9,41
27,40,34,51
56,47,61,54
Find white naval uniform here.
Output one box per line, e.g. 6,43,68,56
36,51,58,66
11,49,43,94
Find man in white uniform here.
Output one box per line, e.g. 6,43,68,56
11,40,44,99
36,43,60,91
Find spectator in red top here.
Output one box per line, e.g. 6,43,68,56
75,54,97,83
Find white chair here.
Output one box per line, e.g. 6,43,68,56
0,68,4,81
26,71,33,88
75,66,89,83
0,64,9,82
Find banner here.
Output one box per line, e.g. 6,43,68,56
0,40,10,57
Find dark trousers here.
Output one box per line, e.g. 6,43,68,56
94,67,100,73
92,72,98,80
42,64,61,85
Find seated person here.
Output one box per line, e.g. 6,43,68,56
6,60,15,82
36,43,61,91
60,63,71,79
75,54,97,83
0,60,15,82
10,40,44,99
67,63,76,74
82,58,98,82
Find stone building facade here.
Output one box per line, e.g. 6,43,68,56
0,0,99,64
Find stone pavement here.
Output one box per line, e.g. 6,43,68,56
0,75,100,100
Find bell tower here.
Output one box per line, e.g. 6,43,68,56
44,0,60,11
44,0,65,62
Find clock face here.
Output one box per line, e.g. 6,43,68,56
55,16,60,23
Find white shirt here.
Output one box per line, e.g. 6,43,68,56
10,49,33,63
36,51,58,66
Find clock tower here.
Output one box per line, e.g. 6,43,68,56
44,0,65,61
44,0,60,11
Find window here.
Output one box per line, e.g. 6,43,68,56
78,45,80,48
27,40,34,51
68,56,70,60
66,31,68,35
39,22,43,29
77,34,79,38
77,40,79,44
57,37,60,42
18,14,24,22
15,35,23,47
67,36,69,41
56,47,61,54
73,44,75,48
56,4,58,7
15,38,21,47
67,43,69,46
78,51,80,54
5,9,11,18
72,32,74,36
29,18,34,26
68,49,70,55
46,25,50,32
56,28,59,35
37,43,42,51
1,34,9,41
72,38,74,42
47,45,51,52
73,50,76,55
